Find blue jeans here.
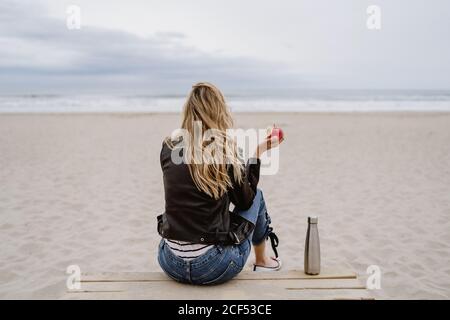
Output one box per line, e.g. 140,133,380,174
157,189,272,285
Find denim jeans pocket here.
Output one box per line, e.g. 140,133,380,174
201,260,242,285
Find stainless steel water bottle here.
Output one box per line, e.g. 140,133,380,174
304,216,320,275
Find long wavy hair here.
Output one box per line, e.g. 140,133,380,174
166,82,243,199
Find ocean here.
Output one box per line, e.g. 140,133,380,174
1,90,450,113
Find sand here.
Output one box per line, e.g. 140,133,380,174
0,112,449,299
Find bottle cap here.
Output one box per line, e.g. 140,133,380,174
308,216,318,224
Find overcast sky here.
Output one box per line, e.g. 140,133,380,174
1,0,450,94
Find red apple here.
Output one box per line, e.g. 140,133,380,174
270,127,284,141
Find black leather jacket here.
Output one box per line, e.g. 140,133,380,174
157,140,260,245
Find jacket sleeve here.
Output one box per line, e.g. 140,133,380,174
228,158,261,210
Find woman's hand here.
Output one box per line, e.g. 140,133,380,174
254,125,285,158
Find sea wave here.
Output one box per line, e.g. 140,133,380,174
1,91,450,113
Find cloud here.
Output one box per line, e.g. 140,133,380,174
0,0,303,94
4,0,449,93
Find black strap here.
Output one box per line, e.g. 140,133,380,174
267,230,279,258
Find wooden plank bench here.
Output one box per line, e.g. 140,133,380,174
62,269,374,300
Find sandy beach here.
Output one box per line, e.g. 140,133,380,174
0,112,449,299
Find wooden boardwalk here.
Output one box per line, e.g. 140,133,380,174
62,269,374,300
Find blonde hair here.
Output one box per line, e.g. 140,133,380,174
167,82,243,199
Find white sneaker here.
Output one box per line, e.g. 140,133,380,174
253,257,282,272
